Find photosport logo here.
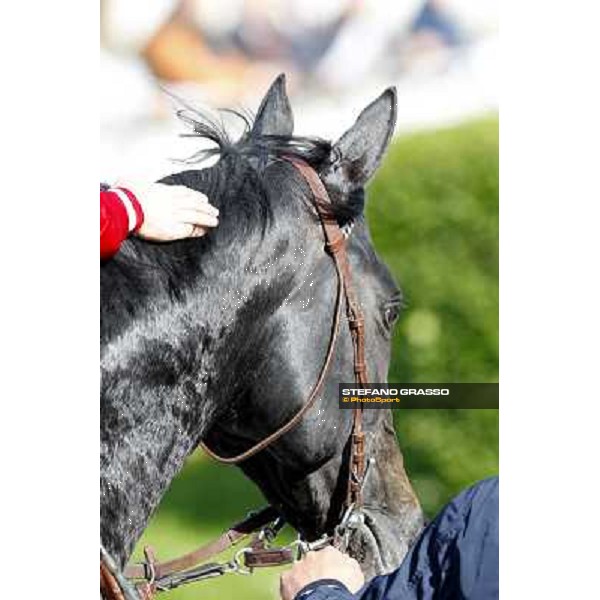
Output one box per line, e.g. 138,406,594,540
338,384,499,409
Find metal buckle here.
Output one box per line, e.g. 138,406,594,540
290,533,333,558
341,221,355,239
335,457,376,549
257,516,286,544
143,560,156,586
231,548,253,575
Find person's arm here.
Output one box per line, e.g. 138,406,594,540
284,477,500,600
100,182,219,260
100,187,144,260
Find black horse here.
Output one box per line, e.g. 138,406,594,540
101,75,424,580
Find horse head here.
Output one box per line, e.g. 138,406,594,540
100,75,423,580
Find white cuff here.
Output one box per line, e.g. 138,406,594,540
110,188,137,232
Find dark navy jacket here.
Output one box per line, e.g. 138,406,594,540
296,477,499,600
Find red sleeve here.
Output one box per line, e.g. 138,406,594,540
100,188,144,260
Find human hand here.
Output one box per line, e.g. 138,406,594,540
118,181,219,241
280,547,364,600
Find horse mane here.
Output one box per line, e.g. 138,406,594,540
176,103,332,169
170,98,364,224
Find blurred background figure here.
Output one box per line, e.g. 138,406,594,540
100,0,497,179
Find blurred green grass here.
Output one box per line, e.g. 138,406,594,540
368,117,499,514
133,116,499,599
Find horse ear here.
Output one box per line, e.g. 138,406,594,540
252,74,294,137
321,87,397,193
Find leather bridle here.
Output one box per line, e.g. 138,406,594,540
101,157,370,600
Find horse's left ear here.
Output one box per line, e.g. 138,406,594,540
252,73,294,137
321,87,397,193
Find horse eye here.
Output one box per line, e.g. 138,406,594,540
383,303,401,329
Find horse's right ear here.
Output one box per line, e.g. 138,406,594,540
252,74,294,137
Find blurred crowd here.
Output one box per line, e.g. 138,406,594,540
100,0,497,180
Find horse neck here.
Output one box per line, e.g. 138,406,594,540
100,231,299,567
100,291,217,566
